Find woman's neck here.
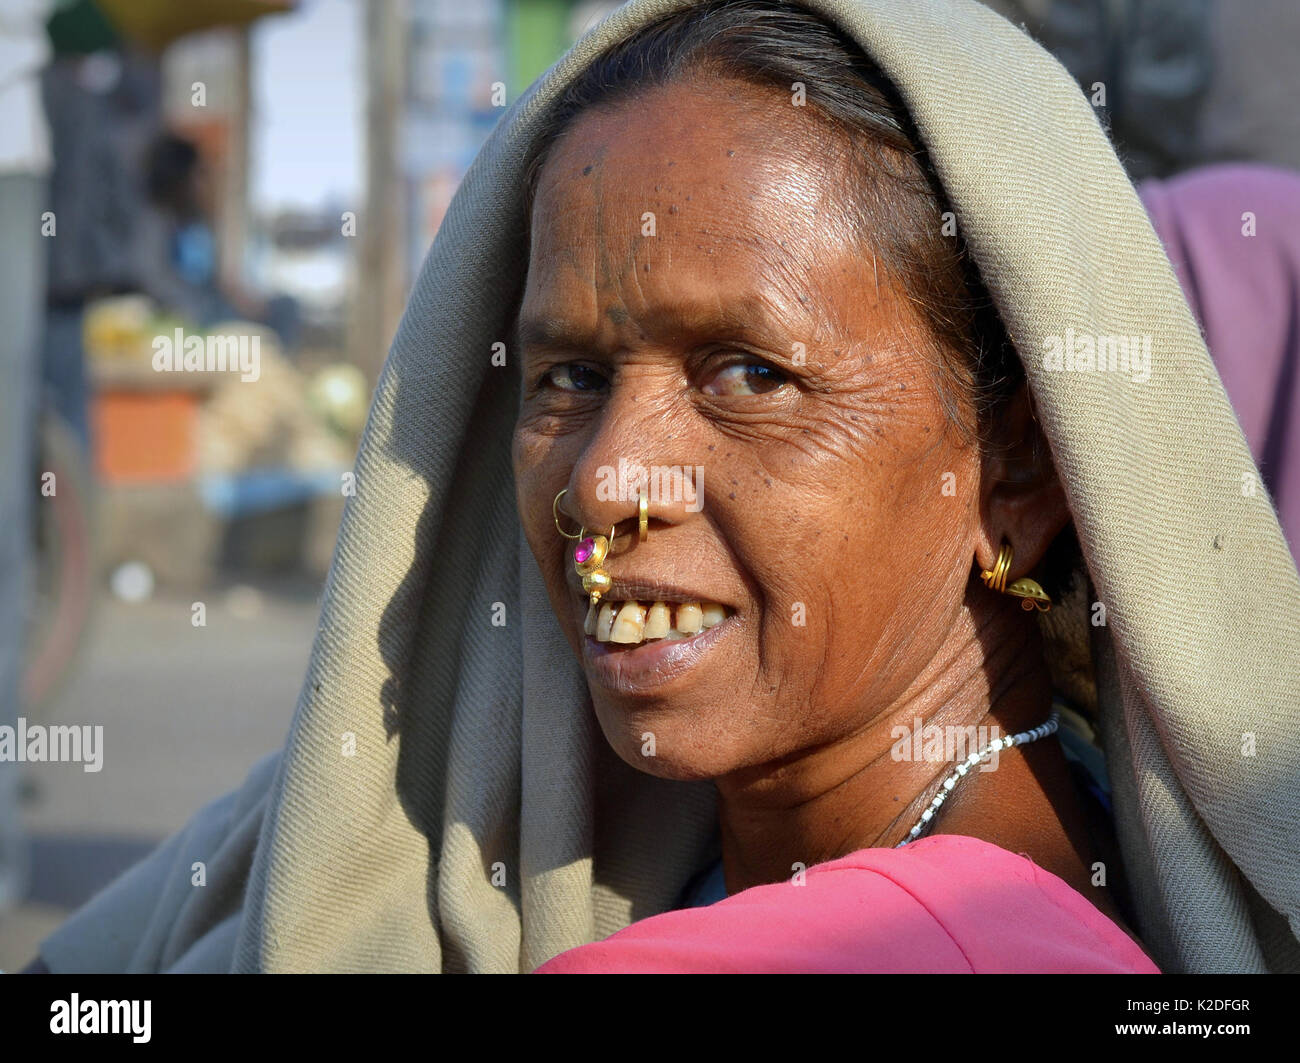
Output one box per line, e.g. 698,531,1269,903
712,594,1112,912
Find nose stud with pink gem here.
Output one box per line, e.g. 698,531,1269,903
553,489,617,607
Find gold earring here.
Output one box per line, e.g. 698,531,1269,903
554,489,615,607
980,540,1052,612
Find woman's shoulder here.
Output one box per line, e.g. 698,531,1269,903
534,834,1160,974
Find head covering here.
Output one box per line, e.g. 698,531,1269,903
1138,163,1300,561
39,0,1300,974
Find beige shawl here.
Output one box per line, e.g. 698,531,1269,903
40,0,1300,974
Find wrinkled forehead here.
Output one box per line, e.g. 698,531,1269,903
517,81,877,346
527,78,854,244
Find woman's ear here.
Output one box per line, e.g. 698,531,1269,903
973,382,1070,579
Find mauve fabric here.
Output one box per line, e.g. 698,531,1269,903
534,835,1161,973
36,0,1300,975
1139,164,1300,560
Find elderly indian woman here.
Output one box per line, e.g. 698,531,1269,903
28,0,1300,974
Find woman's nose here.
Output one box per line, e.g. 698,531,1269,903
564,369,709,533
564,457,707,547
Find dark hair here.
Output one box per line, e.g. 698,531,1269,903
520,0,1023,447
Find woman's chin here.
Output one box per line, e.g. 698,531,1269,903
593,710,740,782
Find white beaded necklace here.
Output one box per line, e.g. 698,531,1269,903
894,711,1061,848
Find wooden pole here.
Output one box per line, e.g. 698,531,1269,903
354,0,409,383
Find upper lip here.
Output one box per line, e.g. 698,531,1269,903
570,574,736,609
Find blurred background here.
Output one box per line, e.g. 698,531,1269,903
0,0,1297,970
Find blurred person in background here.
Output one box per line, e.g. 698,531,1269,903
136,130,302,354
1139,164,1300,562
983,0,1300,180
0,0,53,917
40,45,157,455
136,131,226,327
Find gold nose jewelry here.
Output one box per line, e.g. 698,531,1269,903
553,488,622,607
981,540,1052,612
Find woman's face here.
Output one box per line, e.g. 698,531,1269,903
513,77,985,781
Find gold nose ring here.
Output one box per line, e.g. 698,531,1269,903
553,490,582,539
554,489,616,606
638,489,648,543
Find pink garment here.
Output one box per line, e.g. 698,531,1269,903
534,834,1159,973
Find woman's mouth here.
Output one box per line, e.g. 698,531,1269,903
577,597,740,693
584,599,733,648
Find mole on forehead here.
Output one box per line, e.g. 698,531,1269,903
550,83,814,176
542,142,838,235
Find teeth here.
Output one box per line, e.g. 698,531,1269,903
700,603,726,628
609,601,647,643
644,601,671,639
587,598,732,645
675,602,703,634
596,601,615,642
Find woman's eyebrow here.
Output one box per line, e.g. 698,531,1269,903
515,296,794,356
515,316,586,354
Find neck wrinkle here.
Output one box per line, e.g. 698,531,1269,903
715,590,1054,891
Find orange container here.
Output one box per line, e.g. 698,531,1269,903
94,390,199,484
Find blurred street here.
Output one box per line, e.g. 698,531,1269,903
0,581,317,971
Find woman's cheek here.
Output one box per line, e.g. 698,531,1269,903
512,431,565,582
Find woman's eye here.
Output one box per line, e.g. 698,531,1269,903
701,361,788,396
542,363,608,392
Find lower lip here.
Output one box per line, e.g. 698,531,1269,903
580,611,739,694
